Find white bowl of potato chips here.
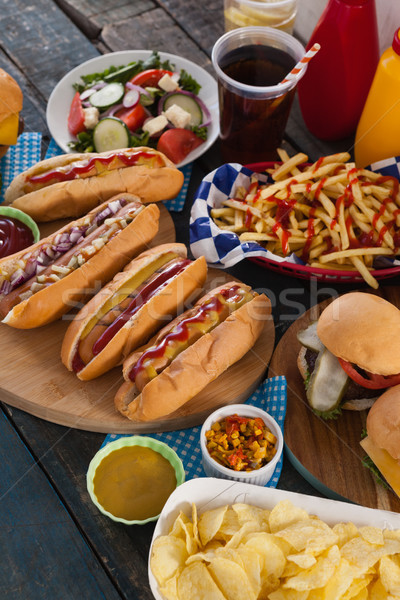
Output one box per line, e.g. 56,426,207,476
200,404,283,486
149,478,400,600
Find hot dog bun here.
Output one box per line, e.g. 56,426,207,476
5,147,184,222
61,243,207,380
0,193,160,328
115,283,271,421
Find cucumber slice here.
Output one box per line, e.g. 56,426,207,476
104,64,139,83
306,348,349,414
92,118,130,153
89,83,125,110
297,321,325,353
162,92,203,126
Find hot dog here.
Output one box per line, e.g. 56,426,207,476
61,243,207,380
114,282,271,421
0,193,160,328
4,147,184,222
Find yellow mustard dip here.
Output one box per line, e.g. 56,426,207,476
93,445,177,521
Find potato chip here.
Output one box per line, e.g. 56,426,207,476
287,551,317,569
379,554,400,596
369,578,390,599
283,545,340,591
235,546,262,597
332,522,360,547
341,574,373,600
218,507,241,539
232,503,270,531
225,521,261,549
243,532,286,580
316,557,363,600
150,536,188,586
268,589,309,600
341,537,400,571
169,512,198,555
177,562,227,600
268,500,310,533
208,556,257,600
275,518,338,553
358,526,385,546
198,506,228,546
191,503,200,547
159,569,180,600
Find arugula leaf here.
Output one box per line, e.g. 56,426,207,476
192,125,208,140
362,455,391,490
313,406,343,420
68,131,94,153
179,69,201,95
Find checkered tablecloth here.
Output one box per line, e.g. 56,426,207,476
102,376,287,488
0,132,191,211
189,158,400,269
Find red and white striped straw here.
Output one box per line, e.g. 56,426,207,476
278,43,321,85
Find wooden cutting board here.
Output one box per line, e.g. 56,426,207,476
269,286,400,512
0,210,274,432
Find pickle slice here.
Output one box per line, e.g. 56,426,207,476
297,321,324,353
306,348,349,414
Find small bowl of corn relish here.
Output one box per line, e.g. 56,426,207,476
200,404,283,486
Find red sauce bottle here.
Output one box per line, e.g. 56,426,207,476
297,0,379,141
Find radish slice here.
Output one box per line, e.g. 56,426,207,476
125,82,152,98
123,89,140,108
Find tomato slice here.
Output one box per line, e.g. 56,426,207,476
114,104,147,132
129,69,174,88
68,91,86,136
157,128,204,164
338,358,400,389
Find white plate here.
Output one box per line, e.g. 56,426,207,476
149,477,400,600
46,50,219,167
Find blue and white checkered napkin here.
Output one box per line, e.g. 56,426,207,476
45,138,191,212
102,375,287,488
189,160,400,270
0,132,42,203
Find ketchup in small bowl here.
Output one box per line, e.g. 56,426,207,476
0,207,40,258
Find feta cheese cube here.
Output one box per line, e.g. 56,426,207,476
158,74,180,92
83,106,100,130
143,115,168,136
163,104,192,129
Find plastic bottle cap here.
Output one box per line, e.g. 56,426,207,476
393,27,400,56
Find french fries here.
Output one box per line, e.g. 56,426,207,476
210,151,400,288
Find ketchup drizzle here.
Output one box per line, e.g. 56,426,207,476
72,258,191,372
28,150,160,184
129,285,244,383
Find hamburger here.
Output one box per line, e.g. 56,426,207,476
0,69,23,158
297,292,400,417
360,385,400,497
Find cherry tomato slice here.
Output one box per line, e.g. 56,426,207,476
115,104,147,132
157,128,204,164
129,69,174,88
338,358,400,389
68,91,86,136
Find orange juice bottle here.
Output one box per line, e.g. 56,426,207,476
355,28,400,167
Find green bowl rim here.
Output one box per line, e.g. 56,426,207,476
0,206,40,243
86,436,185,525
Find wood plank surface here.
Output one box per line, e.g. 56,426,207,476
269,286,400,512
0,409,121,599
0,268,274,433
